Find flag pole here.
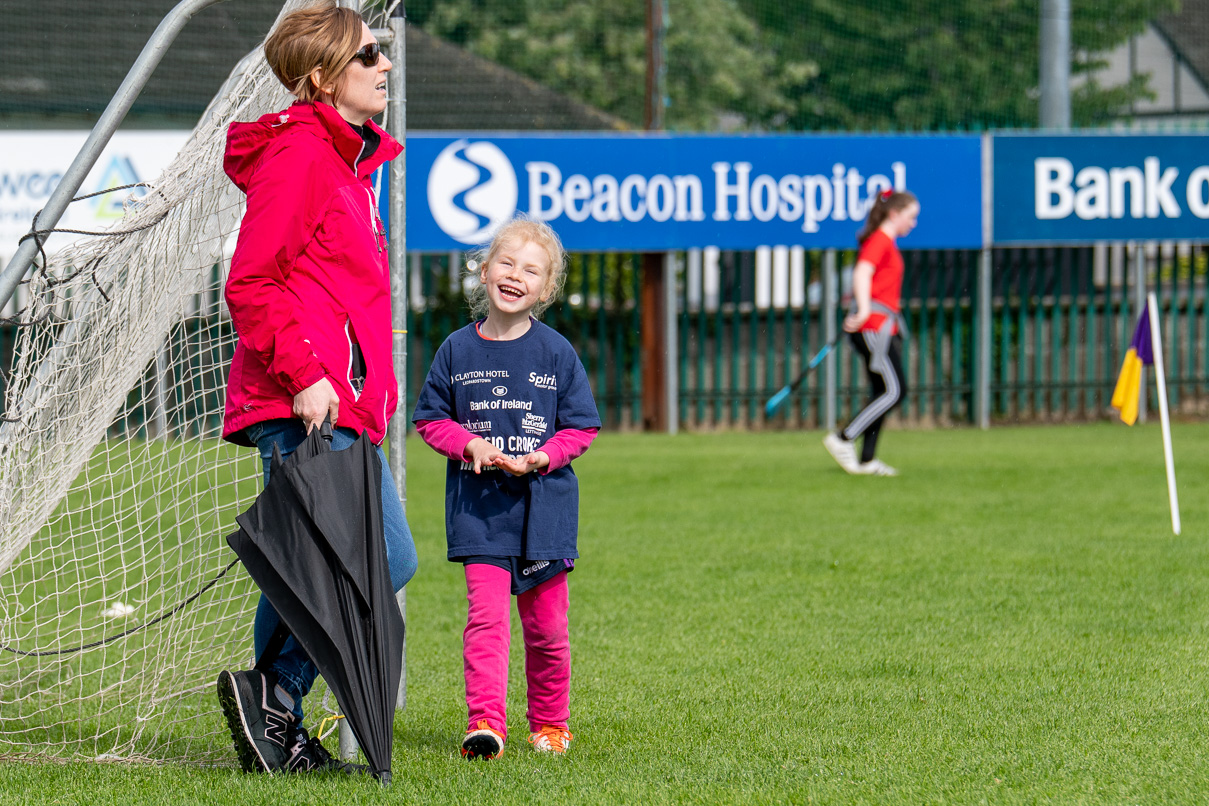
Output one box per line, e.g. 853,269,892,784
1146,292,1181,535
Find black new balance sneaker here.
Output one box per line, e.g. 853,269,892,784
284,726,370,775
217,669,295,773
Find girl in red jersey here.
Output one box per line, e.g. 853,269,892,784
823,189,919,476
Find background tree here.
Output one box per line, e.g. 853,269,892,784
738,0,1180,130
408,0,1181,131
407,0,813,130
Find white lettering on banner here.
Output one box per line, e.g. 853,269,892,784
527,162,706,226
1035,157,1074,219
514,153,908,235
0,172,62,198
713,161,752,222
1035,156,1193,221
1188,166,1209,218
713,161,905,233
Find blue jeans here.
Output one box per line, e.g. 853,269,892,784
244,418,419,722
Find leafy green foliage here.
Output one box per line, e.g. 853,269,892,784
739,0,1179,130
408,0,1179,131
407,0,813,130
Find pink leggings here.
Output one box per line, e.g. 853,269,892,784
463,564,570,738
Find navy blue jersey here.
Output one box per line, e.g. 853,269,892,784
413,320,601,560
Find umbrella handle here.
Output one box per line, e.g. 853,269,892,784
321,415,333,443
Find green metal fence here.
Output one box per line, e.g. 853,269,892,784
9,244,1203,438
399,243,1209,432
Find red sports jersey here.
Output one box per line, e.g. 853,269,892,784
856,229,904,333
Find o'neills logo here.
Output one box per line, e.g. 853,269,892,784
522,560,550,576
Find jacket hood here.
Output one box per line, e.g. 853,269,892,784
224,101,402,192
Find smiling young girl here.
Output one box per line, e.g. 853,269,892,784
824,189,920,476
413,217,601,759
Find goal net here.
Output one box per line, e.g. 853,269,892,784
0,0,380,763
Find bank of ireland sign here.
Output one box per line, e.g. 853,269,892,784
411,133,983,251
993,133,1209,244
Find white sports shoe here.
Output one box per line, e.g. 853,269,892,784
823,433,861,474
856,459,898,476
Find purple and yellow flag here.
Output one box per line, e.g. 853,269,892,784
1110,306,1154,425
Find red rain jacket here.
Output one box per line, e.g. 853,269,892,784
221,101,402,446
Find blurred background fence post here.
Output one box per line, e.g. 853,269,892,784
823,249,839,432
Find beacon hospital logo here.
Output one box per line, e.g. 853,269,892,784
427,139,518,245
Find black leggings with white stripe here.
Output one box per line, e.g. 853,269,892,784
841,330,907,463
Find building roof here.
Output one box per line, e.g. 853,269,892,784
1153,0,1209,91
0,0,623,131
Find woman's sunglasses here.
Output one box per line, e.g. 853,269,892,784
349,42,381,67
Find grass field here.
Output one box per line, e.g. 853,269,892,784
2,422,1208,805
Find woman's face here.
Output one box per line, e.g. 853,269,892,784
330,22,392,125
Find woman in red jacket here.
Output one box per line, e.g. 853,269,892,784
215,1,416,775
823,189,919,477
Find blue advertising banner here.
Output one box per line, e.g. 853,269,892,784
389,133,983,252
993,133,1209,244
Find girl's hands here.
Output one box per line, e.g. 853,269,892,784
463,440,550,476
464,437,507,474
497,451,550,477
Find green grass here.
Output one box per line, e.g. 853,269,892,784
3,423,1209,805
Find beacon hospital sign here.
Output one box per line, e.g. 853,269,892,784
406,134,985,251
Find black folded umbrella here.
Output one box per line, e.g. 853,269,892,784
226,424,403,783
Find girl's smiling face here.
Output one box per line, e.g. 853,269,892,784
480,238,552,317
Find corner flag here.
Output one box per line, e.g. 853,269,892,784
1110,294,1180,535
1110,306,1153,425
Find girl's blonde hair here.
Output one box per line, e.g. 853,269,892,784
857,189,918,244
466,216,568,320
264,0,363,104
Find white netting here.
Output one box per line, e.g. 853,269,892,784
0,0,376,762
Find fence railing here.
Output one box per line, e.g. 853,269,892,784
10,243,1205,439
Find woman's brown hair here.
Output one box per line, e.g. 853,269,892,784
857,189,918,245
264,1,362,104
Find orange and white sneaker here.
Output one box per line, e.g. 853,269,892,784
528,725,573,754
461,720,505,760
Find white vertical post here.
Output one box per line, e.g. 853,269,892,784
755,246,772,309
1147,292,1181,535
686,248,702,312
823,249,838,431
771,246,790,309
789,247,806,309
703,246,720,312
